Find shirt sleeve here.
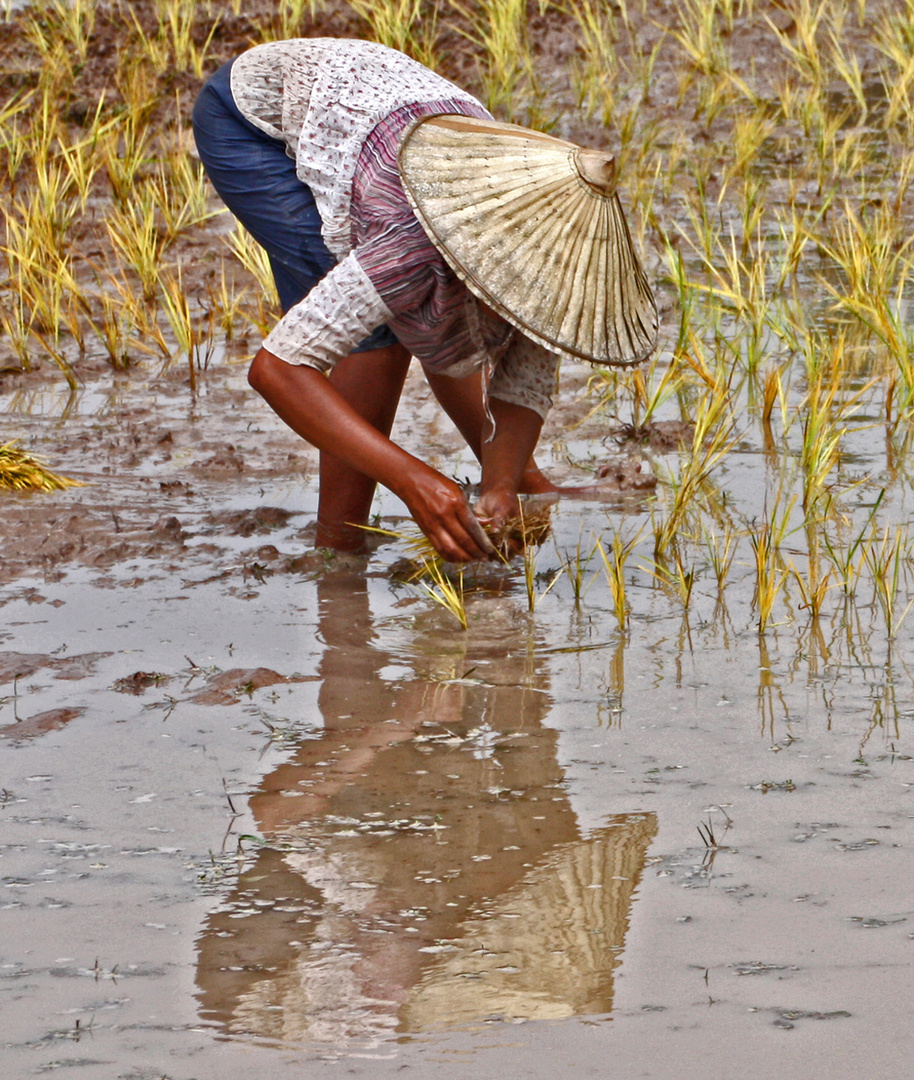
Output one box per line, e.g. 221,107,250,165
261,251,393,372
487,333,559,420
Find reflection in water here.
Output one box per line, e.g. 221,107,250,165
196,571,656,1045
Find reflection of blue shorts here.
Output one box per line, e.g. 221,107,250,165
191,59,396,352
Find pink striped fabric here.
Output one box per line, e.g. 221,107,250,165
351,99,519,374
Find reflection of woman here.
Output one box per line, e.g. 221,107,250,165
195,571,656,1044
193,39,657,560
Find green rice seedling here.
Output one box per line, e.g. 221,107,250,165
797,332,875,515
521,541,561,612
789,523,834,621
28,327,79,392
762,0,828,88
881,54,914,130
749,525,788,633
416,557,469,629
8,144,78,255
874,0,914,70
159,264,218,389
653,384,736,558
887,149,914,221
513,506,560,611
92,266,173,361
224,222,280,310
360,522,471,627
346,0,439,67
560,535,600,605
821,489,884,598
102,110,155,208
771,203,824,293
0,91,35,188
644,541,695,610
664,245,696,355
702,520,738,593
126,0,220,78
87,289,134,370
596,526,643,628
667,0,728,82
563,0,620,125
875,4,914,128
721,111,776,191
450,0,538,123
28,0,97,64
56,112,116,212
265,0,325,39
865,523,914,639
22,8,79,79
106,192,165,303
205,261,249,344
600,348,687,436
150,150,223,244
0,289,34,369
819,199,911,304
825,25,867,119
684,224,772,373
799,381,844,516
0,441,83,492
747,491,796,633
629,33,667,114
2,216,84,361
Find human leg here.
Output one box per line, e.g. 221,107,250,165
424,368,558,494
194,62,410,550
316,344,412,551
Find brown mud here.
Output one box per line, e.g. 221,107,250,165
3,3,914,1079
3,354,914,1080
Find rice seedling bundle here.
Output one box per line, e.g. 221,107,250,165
0,440,83,492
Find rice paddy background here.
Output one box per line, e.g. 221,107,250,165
2,1,914,1077
3,0,914,648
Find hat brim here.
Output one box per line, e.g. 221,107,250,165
398,114,658,367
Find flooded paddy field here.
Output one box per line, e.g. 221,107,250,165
4,0,914,1076
3,357,914,1079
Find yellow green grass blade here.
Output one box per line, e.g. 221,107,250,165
0,441,84,492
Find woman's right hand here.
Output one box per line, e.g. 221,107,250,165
248,351,496,562
397,463,497,563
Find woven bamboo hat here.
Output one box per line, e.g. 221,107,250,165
398,114,658,367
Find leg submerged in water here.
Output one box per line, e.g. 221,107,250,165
316,344,411,552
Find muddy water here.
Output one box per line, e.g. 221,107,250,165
2,362,914,1079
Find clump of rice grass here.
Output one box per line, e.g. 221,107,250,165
596,526,643,628
360,504,552,625
748,493,796,634
0,441,84,492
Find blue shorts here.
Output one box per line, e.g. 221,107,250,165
191,60,397,352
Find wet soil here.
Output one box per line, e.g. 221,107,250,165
3,3,914,1079
3,356,914,1080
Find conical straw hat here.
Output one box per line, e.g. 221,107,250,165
398,114,658,367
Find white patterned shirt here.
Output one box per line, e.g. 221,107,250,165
229,38,558,418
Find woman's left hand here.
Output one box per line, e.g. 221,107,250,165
474,487,520,532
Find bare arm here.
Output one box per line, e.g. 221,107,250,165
248,348,496,562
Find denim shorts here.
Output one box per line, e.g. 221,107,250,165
191,59,397,352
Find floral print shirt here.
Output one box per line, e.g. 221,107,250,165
231,38,558,418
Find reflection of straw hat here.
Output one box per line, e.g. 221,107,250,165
401,813,658,1030
398,115,658,367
